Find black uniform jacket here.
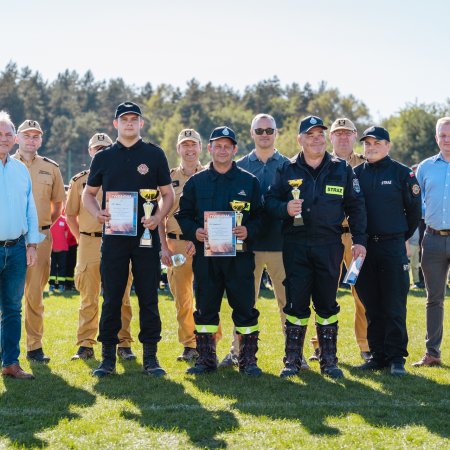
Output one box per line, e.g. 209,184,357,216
175,162,263,250
354,155,422,240
265,151,367,246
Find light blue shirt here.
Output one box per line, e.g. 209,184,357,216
416,152,450,230
0,154,42,243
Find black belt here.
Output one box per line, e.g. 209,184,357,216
80,231,103,237
167,233,186,241
0,236,23,247
341,226,350,234
369,233,404,242
426,226,450,236
40,225,50,231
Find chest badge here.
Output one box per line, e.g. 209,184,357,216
237,190,247,196
137,164,149,175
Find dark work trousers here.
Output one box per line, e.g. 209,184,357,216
282,240,343,320
192,252,259,328
50,250,67,285
99,236,161,345
355,237,410,364
65,244,77,288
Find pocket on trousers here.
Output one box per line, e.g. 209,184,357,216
74,262,88,291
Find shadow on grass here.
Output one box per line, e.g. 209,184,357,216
0,364,95,448
190,366,450,439
94,364,239,449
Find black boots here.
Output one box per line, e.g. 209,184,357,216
316,324,343,379
186,333,218,374
92,344,116,377
238,332,262,376
280,325,307,378
143,343,166,377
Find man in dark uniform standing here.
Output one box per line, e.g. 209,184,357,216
354,126,421,376
176,126,263,376
83,102,174,377
265,116,367,379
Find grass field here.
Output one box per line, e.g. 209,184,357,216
0,287,449,449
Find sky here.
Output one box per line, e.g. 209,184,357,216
2,0,449,121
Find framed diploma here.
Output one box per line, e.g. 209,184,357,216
204,211,236,257
104,191,138,236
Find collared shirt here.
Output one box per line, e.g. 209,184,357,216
416,152,450,230
236,149,289,251
0,154,41,243
12,151,66,228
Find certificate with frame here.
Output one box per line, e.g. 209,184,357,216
204,211,236,257
104,191,138,236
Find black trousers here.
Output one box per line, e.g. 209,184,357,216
50,251,67,284
355,237,409,363
192,252,259,328
65,244,77,287
99,236,161,345
282,241,343,320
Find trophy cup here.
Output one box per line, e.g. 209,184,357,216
230,200,248,251
288,179,304,226
139,189,159,247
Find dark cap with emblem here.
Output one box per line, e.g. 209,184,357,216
115,101,142,119
299,115,327,134
209,126,237,145
18,120,43,135
360,126,390,142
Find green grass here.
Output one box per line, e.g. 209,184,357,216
1,287,449,449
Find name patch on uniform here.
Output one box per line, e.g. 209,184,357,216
172,180,180,187
381,180,392,185
325,185,344,195
39,170,51,175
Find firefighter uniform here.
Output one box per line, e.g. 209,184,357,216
65,170,134,352
12,151,65,352
355,152,421,371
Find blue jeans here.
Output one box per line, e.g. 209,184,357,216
0,238,27,367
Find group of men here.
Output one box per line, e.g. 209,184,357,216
0,101,448,381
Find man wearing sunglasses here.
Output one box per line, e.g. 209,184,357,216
219,114,309,369
308,118,370,363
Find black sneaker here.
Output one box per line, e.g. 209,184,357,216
92,361,116,378
117,347,137,360
71,346,94,360
354,359,385,371
143,356,166,377
390,361,407,376
176,347,199,362
27,348,50,363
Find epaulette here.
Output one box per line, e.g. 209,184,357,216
42,156,59,167
170,168,177,174
71,170,89,182
357,153,365,160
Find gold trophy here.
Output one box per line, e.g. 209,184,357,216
288,179,304,226
139,189,159,247
230,200,248,251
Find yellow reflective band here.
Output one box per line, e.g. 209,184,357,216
235,324,259,334
195,325,219,333
316,314,338,325
325,185,344,195
286,315,309,326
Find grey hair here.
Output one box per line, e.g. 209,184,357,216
436,117,450,135
251,113,277,130
0,110,16,134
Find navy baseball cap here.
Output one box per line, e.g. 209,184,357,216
209,126,237,145
360,126,390,142
115,101,142,119
299,115,328,134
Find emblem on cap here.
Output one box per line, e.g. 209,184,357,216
338,120,346,126
185,130,192,137
28,120,36,127
222,128,230,136
310,117,317,124
98,134,105,141
137,164,149,175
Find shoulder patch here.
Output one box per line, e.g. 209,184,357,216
411,183,421,197
170,168,176,174
72,170,88,182
42,156,59,167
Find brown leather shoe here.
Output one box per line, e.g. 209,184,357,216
2,364,35,380
412,353,442,367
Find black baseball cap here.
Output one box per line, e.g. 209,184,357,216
299,115,328,134
360,126,390,142
115,101,142,119
209,126,237,145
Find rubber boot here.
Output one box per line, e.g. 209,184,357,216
143,343,166,377
186,333,217,374
280,325,307,378
238,332,262,376
92,344,116,377
317,323,344,379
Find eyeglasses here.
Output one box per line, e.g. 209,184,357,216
332,130,355,137
254,128,275,135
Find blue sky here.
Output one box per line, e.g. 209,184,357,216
2,0,449,121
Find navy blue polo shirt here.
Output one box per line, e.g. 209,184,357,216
236,149,289,251
87,138,171,239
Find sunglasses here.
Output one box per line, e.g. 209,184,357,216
254,128,275,135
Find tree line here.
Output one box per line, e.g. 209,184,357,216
0,62,448,182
